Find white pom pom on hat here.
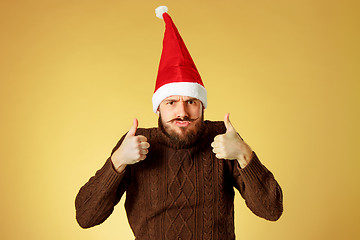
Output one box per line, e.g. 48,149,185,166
152,6,207,113
155,6,168,19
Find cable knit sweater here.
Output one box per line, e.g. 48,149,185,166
75,121,283,239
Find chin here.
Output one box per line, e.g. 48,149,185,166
158,113,205,145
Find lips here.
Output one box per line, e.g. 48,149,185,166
174,120,191,127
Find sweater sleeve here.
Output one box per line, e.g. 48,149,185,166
232,152,283,221
75,136,129,228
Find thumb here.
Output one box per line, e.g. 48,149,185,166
224,113,235,133
126,118,138,137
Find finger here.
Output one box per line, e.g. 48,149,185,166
140,141,150,149
212,147,217,154
215,153,225,159
211,141,220,148
133,153,146,163
212,147,221,154
214,134,224,142
126,118,138,137
212,147,223,153
139,154,147,161
224,113,235,133
140,148,148,155
137,135,148,143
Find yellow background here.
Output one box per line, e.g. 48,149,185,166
1,0,359,239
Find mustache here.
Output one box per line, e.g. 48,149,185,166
167,116,199,123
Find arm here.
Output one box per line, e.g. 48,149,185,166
75,119,150,228
232,153,283,221
75,137,128,228
211,114,283,220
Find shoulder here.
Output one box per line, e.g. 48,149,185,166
135,127,158,139
204,120,226,135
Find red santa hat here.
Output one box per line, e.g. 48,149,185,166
152,6,207,113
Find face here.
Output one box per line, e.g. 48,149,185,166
157,95,204,143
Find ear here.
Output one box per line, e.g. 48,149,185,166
156,110,160,115
199,101,204,110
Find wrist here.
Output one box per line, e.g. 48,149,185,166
237,151,253,168
111,156,127,173
116,164,127,173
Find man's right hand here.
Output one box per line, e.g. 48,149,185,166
111,118,150,173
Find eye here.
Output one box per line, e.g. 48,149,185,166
188,100,195,104
167,101,174,105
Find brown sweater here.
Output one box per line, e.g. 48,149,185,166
75,121,283,239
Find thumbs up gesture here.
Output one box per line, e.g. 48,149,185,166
111,118,150,173
211,113,253,168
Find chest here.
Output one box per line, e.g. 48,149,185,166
127,147,234,207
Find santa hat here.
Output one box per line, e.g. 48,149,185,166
152,6,207,113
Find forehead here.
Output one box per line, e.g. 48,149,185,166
163,95,198,102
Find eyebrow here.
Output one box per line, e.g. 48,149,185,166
165,97,197,102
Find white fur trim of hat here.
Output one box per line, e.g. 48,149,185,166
152,82,207,113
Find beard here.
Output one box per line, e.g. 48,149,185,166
158,111,205,147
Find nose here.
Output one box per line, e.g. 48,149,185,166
176,101,189,119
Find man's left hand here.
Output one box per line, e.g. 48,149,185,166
211,113,253,168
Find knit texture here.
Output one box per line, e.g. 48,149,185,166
75,121,283,239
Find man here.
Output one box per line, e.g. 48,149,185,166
75,6,283,240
